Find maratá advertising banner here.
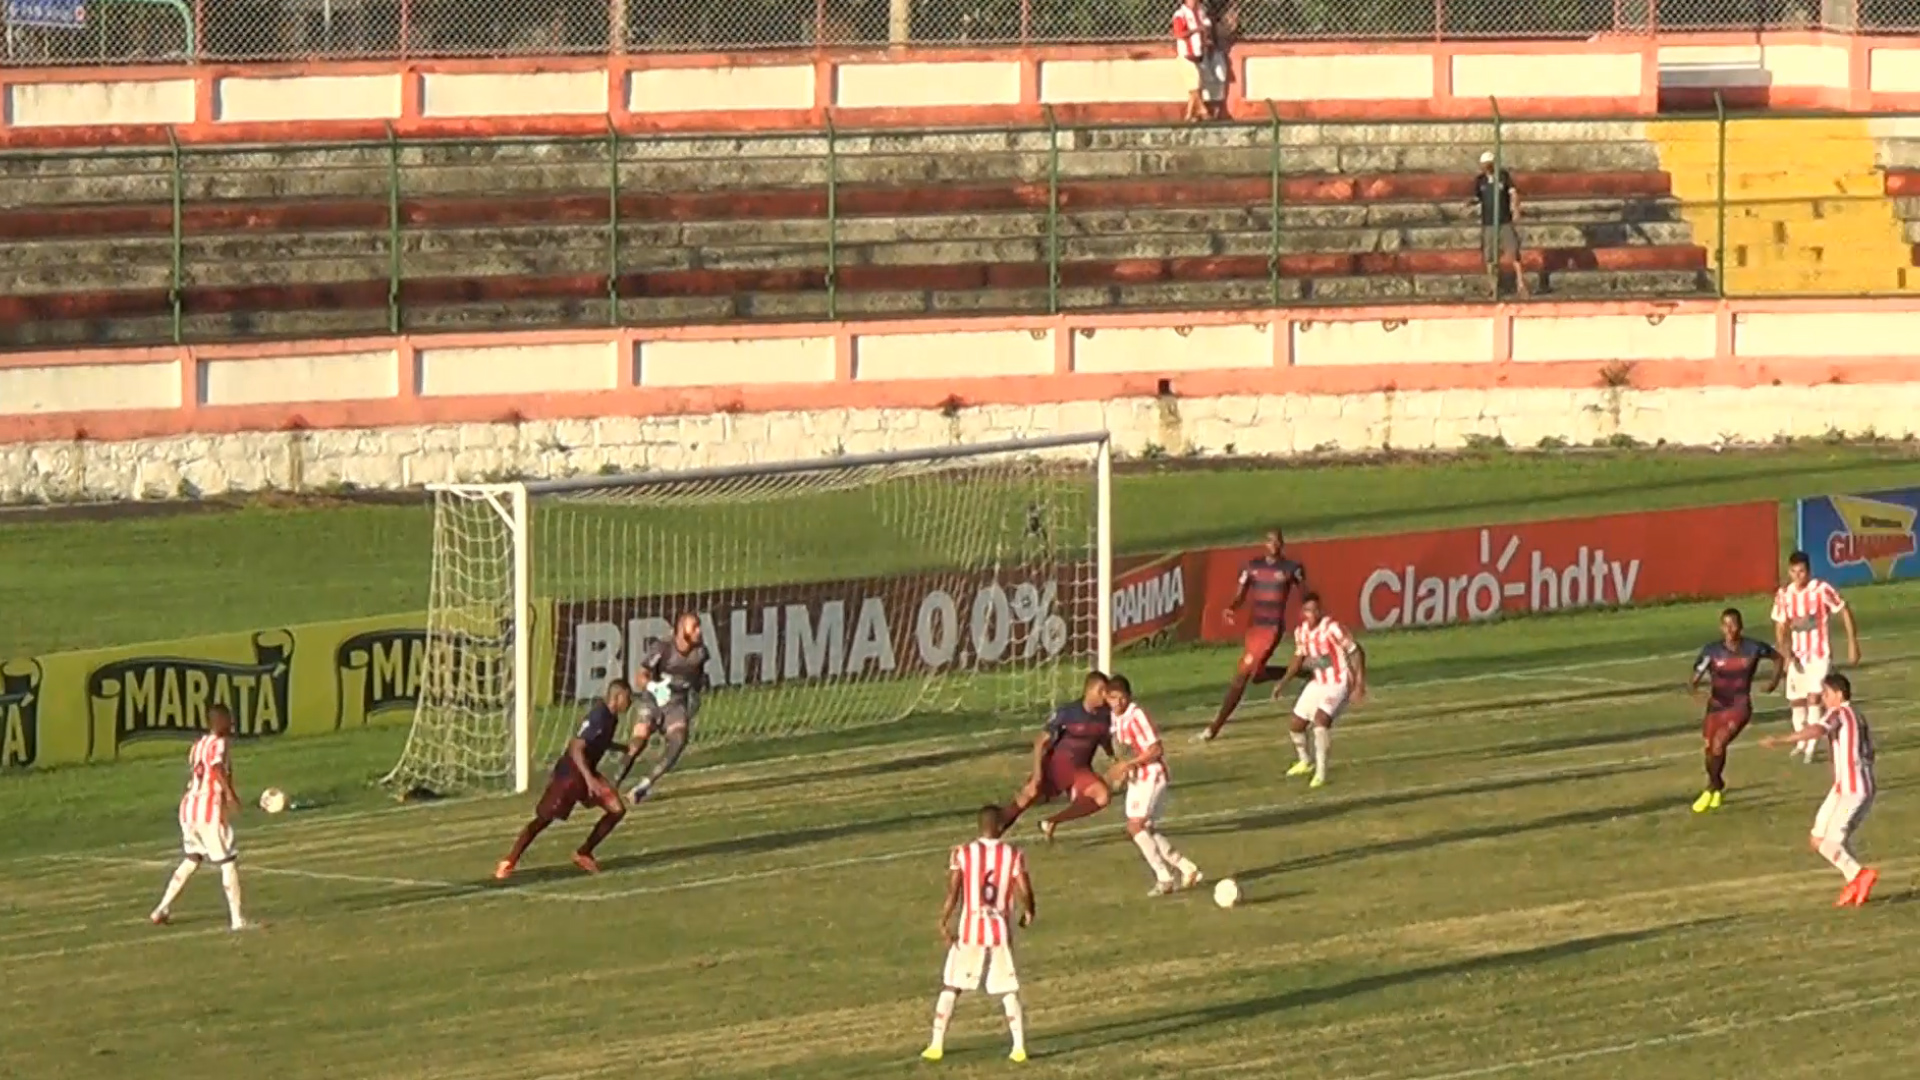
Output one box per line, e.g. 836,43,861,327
2,614,433,771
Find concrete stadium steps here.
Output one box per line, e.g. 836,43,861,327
1651,117,1915,295
0,122,1706,347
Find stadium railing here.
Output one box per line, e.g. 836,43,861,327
1,0,1917,68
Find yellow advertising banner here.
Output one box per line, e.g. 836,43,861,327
1,613,440,771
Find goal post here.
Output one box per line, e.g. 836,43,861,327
385,432,1114,796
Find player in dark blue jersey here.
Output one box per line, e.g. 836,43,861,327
1202,528,1307,741
495,679,635,879
1001,671,1114,840
1687,608,1783,813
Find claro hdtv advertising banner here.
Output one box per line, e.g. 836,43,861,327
1,503,1778,772
1194,503,1780,641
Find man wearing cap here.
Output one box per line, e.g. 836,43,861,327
1474,150,1529,299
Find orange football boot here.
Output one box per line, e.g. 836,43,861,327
493,859,515,881
572,852,602,874
1848,867,1879,907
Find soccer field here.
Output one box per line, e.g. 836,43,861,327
4,445,1920,1080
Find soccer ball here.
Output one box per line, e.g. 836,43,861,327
258,788,289,814
1212,878,1241,909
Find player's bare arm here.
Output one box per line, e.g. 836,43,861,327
1841,606,1861,665
938,868,963,944
1761,647,1785,695
1348,642,1369,703
1220,578,1249,624
1762,724,1828,749
1106,738,1163,789
1014,868,1035,927
567,737,610,801
1773,617,1799,672
1261,652,1306,703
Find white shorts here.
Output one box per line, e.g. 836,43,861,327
943,943,1019,995
1811,786,1873,847
1124,776,1168,822
180,819,235,863
1293,680,1351,723
1785,656,1831,702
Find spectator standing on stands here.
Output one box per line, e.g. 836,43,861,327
1173,0,1224,123
1474,150,1530,299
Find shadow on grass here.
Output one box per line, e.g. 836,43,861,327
1232,794,1678,885
1049,916,1737,1052
1182,760,1661,840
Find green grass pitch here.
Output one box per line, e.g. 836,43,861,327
3,445,1920,1080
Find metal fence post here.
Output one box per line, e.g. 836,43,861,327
826,115,838,321
167,127,183,344
1045,105,1060,316
386,124,402,334
1714,90,1729,299
1267,100,1282,307
607,122,621,325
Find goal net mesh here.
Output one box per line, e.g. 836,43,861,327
384,437,1105,796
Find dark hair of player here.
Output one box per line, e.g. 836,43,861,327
605,678,632,696
977,804,1004,836
1788,551,1811,568
1721,607,1742,625
1083,670,1108,689
1824,672,1853,700
1300,591,1322,607
1107,674,1132,696
207,704,232,723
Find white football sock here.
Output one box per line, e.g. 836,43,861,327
1794,705,1819,761
1002,994,1026,1054
1151,831,1195,874
219,862,245,929
1289,729,1310,764
1313,725,1333,776
1818,839,1861,881
154,859,197,916
1131,829,1174,882
929,989,957,1049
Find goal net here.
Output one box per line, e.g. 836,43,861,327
384,433,1112,796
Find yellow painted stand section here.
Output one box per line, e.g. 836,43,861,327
1648,117,1914,295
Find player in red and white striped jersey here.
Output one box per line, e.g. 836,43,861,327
923,805,1035,1064
1104,675,1203,897
1762,672,1880,907
1260,593,1366,787
149,705,250,931
1771,551,1860,765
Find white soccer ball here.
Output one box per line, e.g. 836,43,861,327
1213,878,1241,909
258,788,289,814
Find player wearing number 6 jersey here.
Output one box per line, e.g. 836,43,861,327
1104,675,1203,897
1762,673,1880,907
923,805,1035,1064
149,705,250,931
1771,552,1859,765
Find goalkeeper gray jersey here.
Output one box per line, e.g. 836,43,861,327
640,638,710,701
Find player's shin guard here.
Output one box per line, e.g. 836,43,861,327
1288,729,1310,765
1151,831,1197,877
218,861,245,929
1002,994,1026,1055
153,858,197,917
1131,829,1174,882
929,989,958,1050
1818,837,1862,880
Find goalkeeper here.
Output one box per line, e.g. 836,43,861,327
616,611,712,804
